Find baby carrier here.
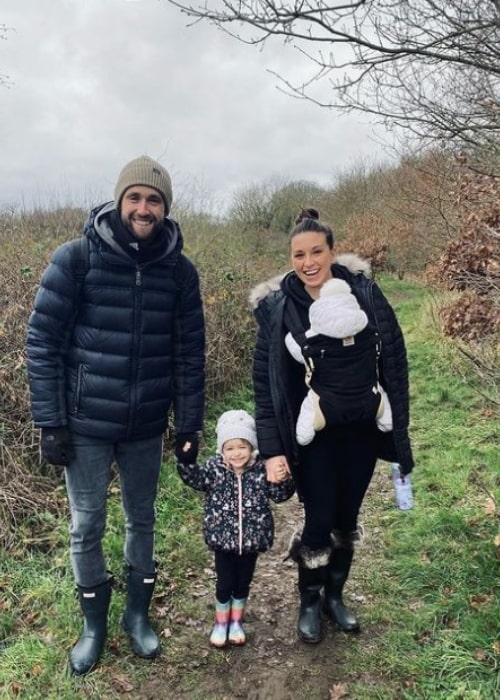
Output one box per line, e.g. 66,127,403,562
285,300,383,427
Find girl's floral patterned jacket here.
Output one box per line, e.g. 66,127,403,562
177,454,295,554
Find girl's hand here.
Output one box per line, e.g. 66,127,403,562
265,456,291,483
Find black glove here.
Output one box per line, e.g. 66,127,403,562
175,432,199,465
40,427,75,466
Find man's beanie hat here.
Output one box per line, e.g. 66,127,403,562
114,155,173,212
216,410,258,453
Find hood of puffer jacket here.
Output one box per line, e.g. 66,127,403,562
83,200,181,260
249,253,372,310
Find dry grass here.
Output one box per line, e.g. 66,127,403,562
0,207,87,548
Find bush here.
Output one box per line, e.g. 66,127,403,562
0,207,86,549
426,165,500,406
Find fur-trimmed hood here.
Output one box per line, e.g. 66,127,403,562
249,253,371,310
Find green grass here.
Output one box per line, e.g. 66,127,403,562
341,276,500,699
1,276,499,699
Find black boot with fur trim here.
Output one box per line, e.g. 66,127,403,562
323,530,361,633
288,532,330,644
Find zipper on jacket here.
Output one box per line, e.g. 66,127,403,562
127,266,142,438
74,363,84,414
367,282,380,335
237,473,243,555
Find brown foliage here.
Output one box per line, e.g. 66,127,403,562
331,152,458,279
0,208,85,549
336,213,390,277
433,228,499,295
200,266,257,400
427,167,500,341
182,216,287,400
424,162,499,406
439,294,499,342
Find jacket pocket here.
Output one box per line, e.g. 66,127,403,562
73,363,84,415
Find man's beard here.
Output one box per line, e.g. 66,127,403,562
124,215,164,243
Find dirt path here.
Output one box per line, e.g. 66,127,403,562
129,467,392,700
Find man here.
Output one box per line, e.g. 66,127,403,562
26,156,205,675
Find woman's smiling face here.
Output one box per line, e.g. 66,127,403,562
290,231,335,296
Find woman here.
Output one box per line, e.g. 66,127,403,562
250,208,413,644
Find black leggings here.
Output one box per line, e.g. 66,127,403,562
298,424,378,551
214,550,259,603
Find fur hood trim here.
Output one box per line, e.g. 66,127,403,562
249,253,371,309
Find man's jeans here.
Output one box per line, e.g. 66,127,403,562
64,434,163,587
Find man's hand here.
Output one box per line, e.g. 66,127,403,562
175,432,199,465
265,456,291,483
40,427,75,466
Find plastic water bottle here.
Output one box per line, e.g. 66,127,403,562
391,463,414,511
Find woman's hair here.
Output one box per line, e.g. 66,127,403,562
290,207,334,249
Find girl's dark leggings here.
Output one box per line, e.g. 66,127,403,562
298,424,379,551
214,550,259,603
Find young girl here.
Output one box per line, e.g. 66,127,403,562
176,409,295,648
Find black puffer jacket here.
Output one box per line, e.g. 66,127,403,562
26,202,205,440
250,254,413,478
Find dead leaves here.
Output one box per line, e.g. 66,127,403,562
482,496,500,556
111,671,135,693
329,683,349,699
483,497,496,517
7,682,23,696
469,593,495,611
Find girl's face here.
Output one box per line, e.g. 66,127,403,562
222,439,253,472
290,231,335,297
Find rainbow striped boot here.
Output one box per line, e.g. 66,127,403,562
228,597,247,646
209,599,230,648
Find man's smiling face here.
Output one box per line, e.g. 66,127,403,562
120,185,165,240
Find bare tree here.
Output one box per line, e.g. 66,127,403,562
168,1,500,169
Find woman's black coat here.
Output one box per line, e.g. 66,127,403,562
250,254,413,485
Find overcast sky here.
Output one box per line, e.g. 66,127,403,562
1,0,393,213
